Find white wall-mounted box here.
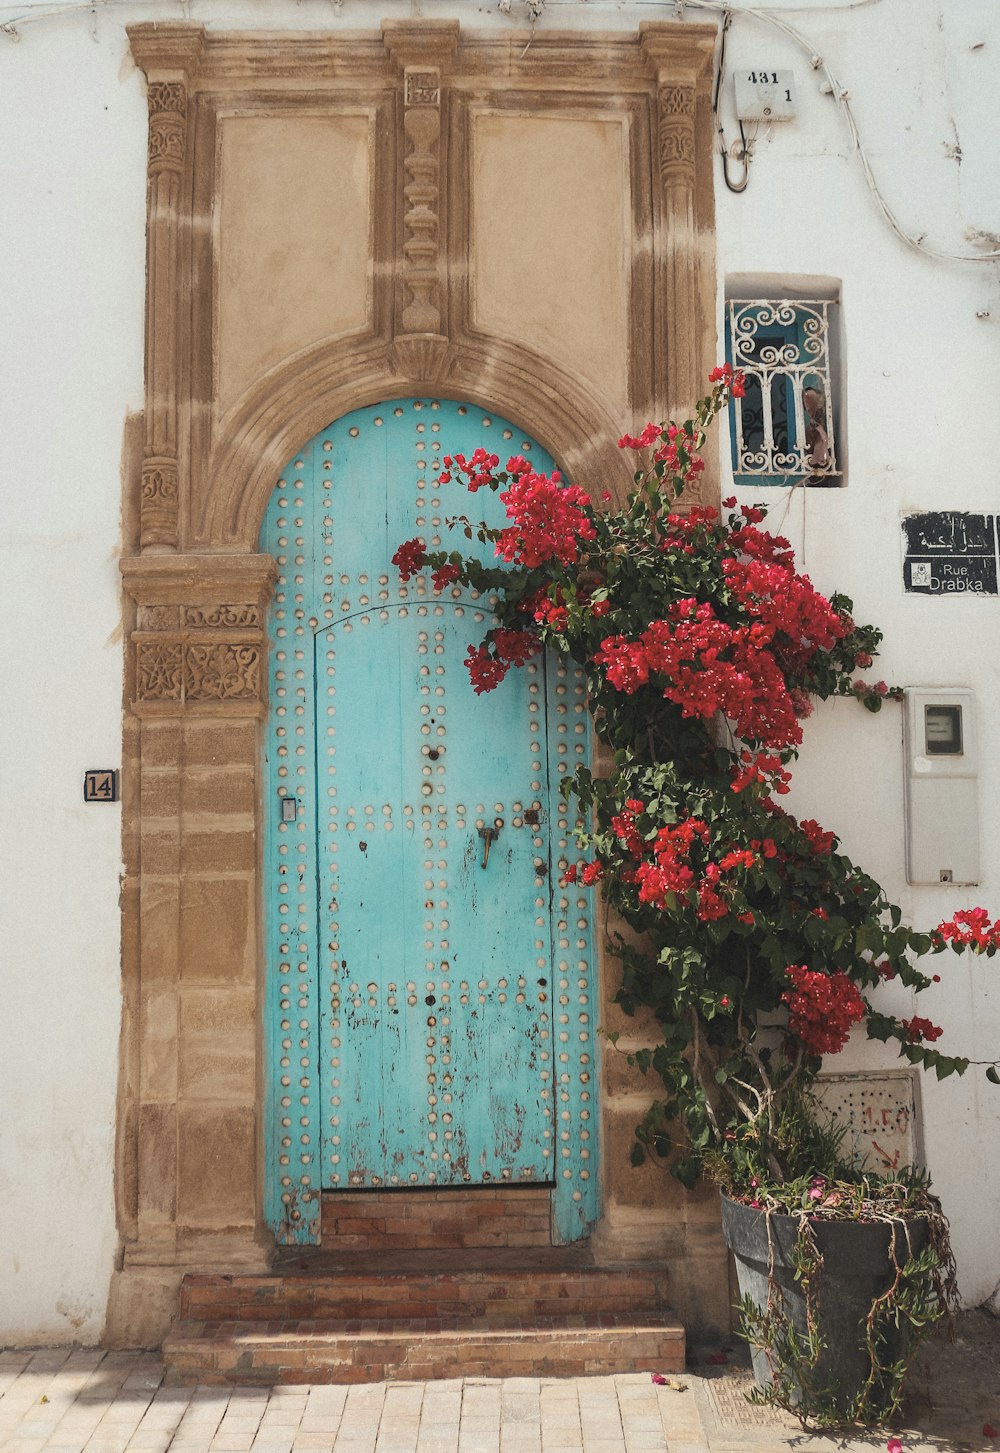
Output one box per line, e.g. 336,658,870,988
734,69,796,122
903,687,980,885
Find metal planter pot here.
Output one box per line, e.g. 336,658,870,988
720,1193,928,1412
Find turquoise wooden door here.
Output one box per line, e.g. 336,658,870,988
261,400,597,1244
319,603,554,1188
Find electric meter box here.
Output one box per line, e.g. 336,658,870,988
734,70,796,122
903,687,979,885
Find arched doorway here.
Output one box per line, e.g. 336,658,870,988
260,399,599,1246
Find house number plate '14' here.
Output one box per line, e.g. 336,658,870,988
83,770,119,803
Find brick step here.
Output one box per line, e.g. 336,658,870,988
163,1311,685,1385
320,1188,552,1251
179,1268,671,1324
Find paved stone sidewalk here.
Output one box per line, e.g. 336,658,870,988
0,1349,976,1453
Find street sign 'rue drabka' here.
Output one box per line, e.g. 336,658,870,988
903,512,998,595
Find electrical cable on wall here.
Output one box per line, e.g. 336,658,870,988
683,0,1000,265
713,10,750,193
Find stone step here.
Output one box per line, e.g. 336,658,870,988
178,1268,671,1324
164,1311,685,1385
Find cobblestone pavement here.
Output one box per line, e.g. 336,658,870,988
0,1346,991,1453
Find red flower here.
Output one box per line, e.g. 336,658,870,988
934,907,1000,951
708,362,746,398
782,966,866,1056
431,562,461,591
445,447,500,492
731,750,792,796
618,421,661,450
391,537,426,581
465,643,508,694
594,635,650,694
495,472,595,569
900,1016,944,1044
492,628,541,668
535,597,569,631
800,819,836,856
696,882,728,921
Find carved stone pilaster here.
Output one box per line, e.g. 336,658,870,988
140,84,188,551
401,70,443,333
129,27,204,554
640,25,714,445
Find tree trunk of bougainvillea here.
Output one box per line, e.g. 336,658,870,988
721,1194,928,1417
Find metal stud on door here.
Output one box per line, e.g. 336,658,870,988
261,401,598,1243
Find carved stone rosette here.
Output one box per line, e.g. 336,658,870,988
134,636,262,707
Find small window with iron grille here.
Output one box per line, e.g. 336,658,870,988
725,296,841,487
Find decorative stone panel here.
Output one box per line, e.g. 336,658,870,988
123,556,275,716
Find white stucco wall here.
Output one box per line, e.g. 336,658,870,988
712,0,1000,1307
0,0,996,1341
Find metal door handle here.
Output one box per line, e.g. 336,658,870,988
478,826,495,870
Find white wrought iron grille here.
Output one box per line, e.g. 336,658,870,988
728,299,840,484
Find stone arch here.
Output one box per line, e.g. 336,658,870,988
198,335,635,550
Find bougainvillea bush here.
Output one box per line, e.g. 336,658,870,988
392,368,999,1195
392,369,1000,1425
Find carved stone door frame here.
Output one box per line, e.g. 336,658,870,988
110,18,721,1347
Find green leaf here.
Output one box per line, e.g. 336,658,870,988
986,1065,1000,1086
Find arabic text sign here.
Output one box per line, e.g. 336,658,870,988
903,512,998,595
